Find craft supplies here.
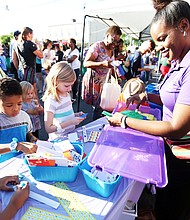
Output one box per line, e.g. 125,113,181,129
68,132,78,142
12,182,60,209
79,157,122,197
53,140,74,152
77,123,102,132
26,142,84,182
88,131,101,142
80,113,88,118
82,126,88,142
21,207,70,220
120,110,147,120
26,157,56,167
29,191,60,209
102,110,112,117
91,167,118,183
50,182,96,220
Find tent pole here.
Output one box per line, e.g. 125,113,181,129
77,15,87,112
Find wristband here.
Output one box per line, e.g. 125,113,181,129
56,123,65,133
9,138,18,152
121,116,128,129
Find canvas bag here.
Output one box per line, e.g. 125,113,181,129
100,72,121,111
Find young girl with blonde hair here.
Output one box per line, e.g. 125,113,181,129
42,61,85,141
20,81,44,138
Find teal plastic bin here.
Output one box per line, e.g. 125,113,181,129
0,151,22,163
79,157,122,198
26,142,83,182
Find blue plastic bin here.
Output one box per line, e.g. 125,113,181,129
26,142,83,182
149,102,163,117
79,157,122,198
146,83,160,94
0,151,22,163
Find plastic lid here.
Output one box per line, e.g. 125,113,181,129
88,125,168,188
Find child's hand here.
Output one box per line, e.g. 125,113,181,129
74,111,84,117
17,142,38,154
9,182,29,211
71,117,84,126
37,105,44,114
0,176,20,191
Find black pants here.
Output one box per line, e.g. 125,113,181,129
10,62,20,81
93,106,104,121
72,68,80,99
32,130,39,139
155,143,190,220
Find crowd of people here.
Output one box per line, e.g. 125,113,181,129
0,0,190,219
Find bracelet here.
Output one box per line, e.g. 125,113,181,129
9,138,19,152
120,116,128,129
56,123,65,133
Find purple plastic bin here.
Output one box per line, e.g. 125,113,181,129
88,125,168,188
113,104,162,121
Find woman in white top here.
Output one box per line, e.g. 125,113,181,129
42,39,56,63
64,38,80,102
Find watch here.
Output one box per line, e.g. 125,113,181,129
121,116,128,129
9,138,18,151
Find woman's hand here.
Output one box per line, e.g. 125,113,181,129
102,60,113,68
126,92,147,109
107,112,123,126
17,142,38,154
0,176,20,191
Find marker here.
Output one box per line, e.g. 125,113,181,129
82,126,88,142
12,181,27,191
80,113,88,118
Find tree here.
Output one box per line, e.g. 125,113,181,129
0,33,13,45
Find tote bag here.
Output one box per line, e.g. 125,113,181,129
100,72,121,111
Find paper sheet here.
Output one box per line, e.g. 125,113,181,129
21,207,71,220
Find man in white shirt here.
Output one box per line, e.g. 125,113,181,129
63,38,80,102
9,30,21,81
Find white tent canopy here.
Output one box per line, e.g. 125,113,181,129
85,0,156,44
86,0,190,44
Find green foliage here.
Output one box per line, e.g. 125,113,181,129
0,33,13,45
121,33,141,48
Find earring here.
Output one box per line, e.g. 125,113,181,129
184,31,187,37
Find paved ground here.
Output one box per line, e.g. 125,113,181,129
38,95,94,141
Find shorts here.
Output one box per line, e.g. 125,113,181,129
23,66,36,85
